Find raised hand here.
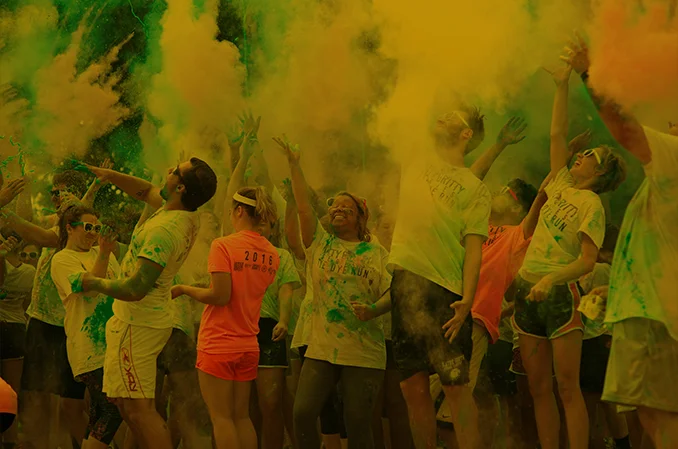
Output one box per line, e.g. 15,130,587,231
497,117,528,146
560,32,590,75
568,129,593,155
85,164,112,185
544,64,572,87
0,178,26,209
272,135,300,164
98,226,118,254
0,236,19,257
227,122,245,151
240,111,261,139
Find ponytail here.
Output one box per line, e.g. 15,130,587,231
232,186,278,229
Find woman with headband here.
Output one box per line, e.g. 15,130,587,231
274,136,391,449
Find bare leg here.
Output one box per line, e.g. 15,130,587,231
198,371,239,449
384,368,414,449
637,407,678,449
233,381,257,449
59,397,87,445
167,369,205,449
441,384,478,449
19,391,51,448
283,357,301,449
399,372,436,449
118,398,173,449
256,368,286,449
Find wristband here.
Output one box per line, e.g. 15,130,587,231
580,70,589,83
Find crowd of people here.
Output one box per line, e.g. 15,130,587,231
0,36,676,449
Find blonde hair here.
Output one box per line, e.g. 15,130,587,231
232,186,278,229
594,145,627,193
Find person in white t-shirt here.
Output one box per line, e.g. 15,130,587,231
563,37,678,449
51,205,122,449
80,159,217,449
512,64,627,449
274,136,391,449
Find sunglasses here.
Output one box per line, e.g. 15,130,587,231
20,252,39,259
453,111,471,129
70,222,102,234
500,186,519,202
581,148,602,165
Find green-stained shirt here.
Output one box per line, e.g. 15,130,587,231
26,227,64,326
260,248,301,322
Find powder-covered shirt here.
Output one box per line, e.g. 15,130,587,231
260,248,301,322
52,247,120,377
520,167,605,283
113,209,199,329
170,273,196,341
199,231,279,354
26,227,64,326
291,261,313,348
303,226,391,370
580,263,611,340
389,153,491,295
473,224,531,343
0,261,35,324
287,256,307,335
606,127,678,340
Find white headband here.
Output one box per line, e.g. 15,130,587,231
233,192,257,208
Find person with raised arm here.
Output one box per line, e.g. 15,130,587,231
512,62,627,449
80,158,217,449
562,35,678,449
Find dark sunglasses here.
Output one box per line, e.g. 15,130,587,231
20,252,39,259
70,222,102,234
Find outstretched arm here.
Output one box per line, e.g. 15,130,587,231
282,181,305,260
547,65,574,174
1,212,59,248
86,166,163,210
82,257,164,302
172,272,232,306
470,117,528,180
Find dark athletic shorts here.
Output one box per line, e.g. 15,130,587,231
258,317,288,368
157,328,198,374
512,276,584,339
77,368,123,445
21,318,86,399
391,270,473,386
0,322,26,360
484,340,517,396
579,334,612,394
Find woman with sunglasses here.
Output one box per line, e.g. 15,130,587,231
50,205,122,449
19,245,40,268
511,65,627,449
274,136,391,449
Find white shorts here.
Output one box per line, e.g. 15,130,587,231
103,316,172,399
432,321,489,423
602,318,678,413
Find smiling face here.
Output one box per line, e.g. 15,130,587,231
21,244,40,267
569,147,609,184
67,213,101,251
328,195,360,235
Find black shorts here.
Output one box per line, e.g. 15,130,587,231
512,276,584,339
77,368,123,445
0,322,26,360
157,328,198,374
258,318,288,368
484,340,517,396
391,270,474,387
579,334,611,394
21,318,86,399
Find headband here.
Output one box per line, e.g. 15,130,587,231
233,192,257,208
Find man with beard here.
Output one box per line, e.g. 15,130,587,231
81,159,217,449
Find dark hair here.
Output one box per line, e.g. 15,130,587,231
232,186,278,229
593,145,627,194
180,158,218,211
460,105,486,151
328,191,371,242
507,179,538,213
52,170,88,198
57,205,98,249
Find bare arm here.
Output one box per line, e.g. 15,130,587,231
278,282,294,327
470,117,528,180
222,139,255,235
549,66,573,174
86,167,163,210
522,175,552,239
80,179,104,208
174,272,232,306
83,257,164,302
284,189,305,260
1,212,59,248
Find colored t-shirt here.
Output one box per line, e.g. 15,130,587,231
0,261,36,324
291,260,313,348
303,226,391,370
51,247,121,377
580,263,611,340
113,209,199,329
199,231,279,354
287,255,307,335
389,152,491,295
472,223,531,343
606,127,678,340
26,227,64,326
520,167,606,283
0,377,17,415
260,248,301,322
170,273,196,341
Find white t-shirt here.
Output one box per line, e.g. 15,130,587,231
260,248,301,322
170,273,196,340
389,153,491,295
0,261,35,324
580,263,611,340
291,260,313,348
51,247,121,377
520,167,606,283
113,209,199,329
26,227,64,326
606,127,678,340
302,226,391,370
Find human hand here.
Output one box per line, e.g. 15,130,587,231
98,226,118,254
227,122,245,152
240,111,261,139
0,236,19,257
0,178,26,209
496,117,528,147
85,164,113,185
590,285,609,301
544,65,572,87
280,179,294,203
568,129,593,154
272,321,288,342
526,276,554,302
171,285,184,299
80,272,95,293
560,32,590,75
442,299,472,343
351,301,377,321
57,191,81,214
272,135,301,164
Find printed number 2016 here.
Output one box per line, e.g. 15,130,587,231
244,251,274,265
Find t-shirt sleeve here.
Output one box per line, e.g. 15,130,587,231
50,252,87,301
379,246,393,293
462,184,491,239
578,201,606,249
137,227,176,268
305,219,329,259
208,239,232,274
278,250,301,289
14,265,36,292
643,126,678,187
546,166,575,197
